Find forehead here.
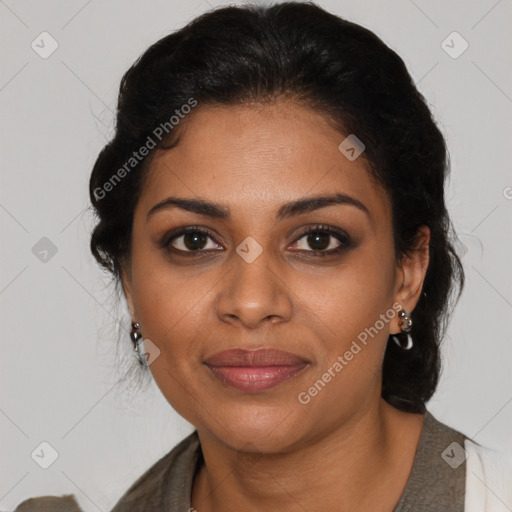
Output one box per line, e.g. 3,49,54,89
137,102,390,226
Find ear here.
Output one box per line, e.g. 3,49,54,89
120,260,136,319
391,225,430,334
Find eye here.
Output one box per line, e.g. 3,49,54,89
162,226,222,253
289,225,352,255
160,224,353,257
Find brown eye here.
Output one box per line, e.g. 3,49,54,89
181,232,209,251
305,232,334,251
162,227,223,253
290,225,352,255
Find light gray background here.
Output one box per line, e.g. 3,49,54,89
1,1,511,511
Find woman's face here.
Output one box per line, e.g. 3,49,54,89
122,101,428,452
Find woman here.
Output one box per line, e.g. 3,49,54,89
14,2,511,511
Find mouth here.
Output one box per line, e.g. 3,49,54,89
203,348,309,392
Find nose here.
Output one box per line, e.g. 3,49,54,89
215,247,293,329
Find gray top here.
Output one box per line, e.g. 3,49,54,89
13,410,468,511
393,410,467,511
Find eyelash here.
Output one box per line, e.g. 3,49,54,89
159,224,353,258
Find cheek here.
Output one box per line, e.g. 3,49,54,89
305,246,396,342
133,272,208,361
130,261,214,424
129,246,199,355
296,245,396,413
296,264,396,422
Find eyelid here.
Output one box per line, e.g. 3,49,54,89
291,224,350,242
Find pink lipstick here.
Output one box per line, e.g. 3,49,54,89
204,348,308,392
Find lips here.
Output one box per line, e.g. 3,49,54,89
205,348,307,367
204,348,309,392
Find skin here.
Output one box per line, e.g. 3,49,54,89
121,101,431,511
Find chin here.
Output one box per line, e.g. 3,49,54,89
196,399,308,453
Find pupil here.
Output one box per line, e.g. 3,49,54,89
308,232,329,250
184,232,207,250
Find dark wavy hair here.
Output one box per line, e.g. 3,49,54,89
89,1,464,413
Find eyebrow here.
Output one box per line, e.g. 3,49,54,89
146,193,370,221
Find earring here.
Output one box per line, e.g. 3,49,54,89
130,322,147,365
392,309,413,350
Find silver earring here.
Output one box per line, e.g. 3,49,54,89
392,309,413,350
130,322,147,365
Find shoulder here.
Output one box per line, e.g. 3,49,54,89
110,429,202,512
414,410,511,511
464,438,512,512
11,431,201,512
13,494,83,512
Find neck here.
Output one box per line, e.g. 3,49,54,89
191,399,424,512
